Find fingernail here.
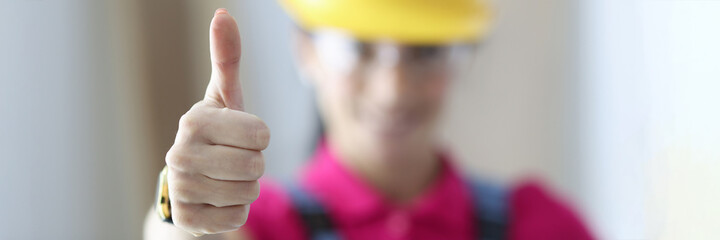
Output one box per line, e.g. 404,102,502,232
215,8,228,16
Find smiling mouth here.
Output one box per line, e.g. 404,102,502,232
361,110,422,139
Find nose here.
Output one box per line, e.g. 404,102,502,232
367,49,411,107
376,44,401,68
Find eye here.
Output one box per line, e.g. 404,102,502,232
354,42,374,61
410,46,446,60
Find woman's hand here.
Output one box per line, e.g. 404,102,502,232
164,8,269,235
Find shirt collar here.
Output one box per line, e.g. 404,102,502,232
299,140,474,227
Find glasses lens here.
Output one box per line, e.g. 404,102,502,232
312,31,361,75
311,31,475,79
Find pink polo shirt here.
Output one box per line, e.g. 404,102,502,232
242,143,594,240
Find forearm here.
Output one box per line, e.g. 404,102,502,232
143,207,249,240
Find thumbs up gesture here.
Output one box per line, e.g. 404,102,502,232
164,9,270,235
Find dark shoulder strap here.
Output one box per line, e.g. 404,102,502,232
286,183,341,240
468,179,510,240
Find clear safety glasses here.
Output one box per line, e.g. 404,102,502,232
307,30,477,82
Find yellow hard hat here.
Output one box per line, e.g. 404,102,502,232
279,0,492,45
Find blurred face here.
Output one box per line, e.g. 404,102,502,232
296,30,474,159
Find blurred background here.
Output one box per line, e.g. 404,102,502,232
1,0,719,239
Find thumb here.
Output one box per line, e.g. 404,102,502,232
205,8,244,110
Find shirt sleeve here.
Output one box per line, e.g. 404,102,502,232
239,179,307,240
508,180,595,240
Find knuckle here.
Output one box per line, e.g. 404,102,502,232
190,100,208,110
226,206,249,227
172,187,197,203
165,147,192,170
216,56,241,73
224,182,259,205
168,174,200,203
218,182,256,206
248,152,265,180
250,116,271,150
178,111,207,135
242,181,261,203
171,202,199,228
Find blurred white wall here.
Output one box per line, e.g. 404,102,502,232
579,0,720,239
0,1,151,239
578,1,649,238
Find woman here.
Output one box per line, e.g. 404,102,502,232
145,1,594,239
